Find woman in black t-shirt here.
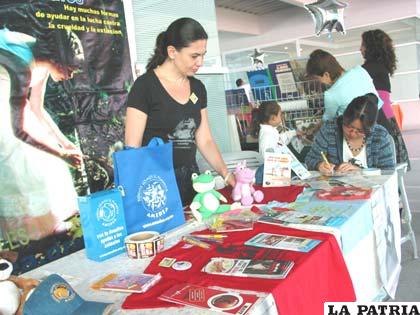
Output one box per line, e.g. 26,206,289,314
125,17,235,205
361,29,410,170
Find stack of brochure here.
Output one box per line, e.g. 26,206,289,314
245,232,321,253
92,273,161,293
159,283,261,315
203,257,294,279
258,210,345,227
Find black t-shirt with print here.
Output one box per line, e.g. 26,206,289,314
126,70,207,205
127,70,207,167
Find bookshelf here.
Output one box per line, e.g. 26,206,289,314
225,79,325,153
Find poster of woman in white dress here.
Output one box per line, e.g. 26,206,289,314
0,0,132,273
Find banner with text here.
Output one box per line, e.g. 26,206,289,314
0,0,132,273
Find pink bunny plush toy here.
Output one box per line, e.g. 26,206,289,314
232,160,264,206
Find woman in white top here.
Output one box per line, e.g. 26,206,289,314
251,101,300,184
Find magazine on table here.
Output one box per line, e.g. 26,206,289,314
91,273,161,293
332,173,388,189
203,257,294,279
258,201,291,213
305,175,350,190
263,152,291,187
316,186,373,201
258,210,345,227
207,209,258,232
159,283,261,315
212,219,254,232
245,232,321,253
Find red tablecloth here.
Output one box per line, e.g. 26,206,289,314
123,223,355,315
219,184,304,204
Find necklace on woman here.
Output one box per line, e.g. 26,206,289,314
345,136,366,154
156,67,188,86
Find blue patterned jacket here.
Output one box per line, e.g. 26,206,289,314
305,118,396,170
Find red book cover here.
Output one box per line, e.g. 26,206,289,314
213,219,254,232
203,257,294,279
159,283,261,314
316,186,372,201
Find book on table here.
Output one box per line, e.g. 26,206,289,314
159,283,261,315
203,257,294,279
258,210,346,227
245,232,321,253
91,272,161,293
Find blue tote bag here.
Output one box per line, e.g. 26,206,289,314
113,138,185,234
78,188,127,261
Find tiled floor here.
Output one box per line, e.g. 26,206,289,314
394,129,420,301
394,212,420,301
402,129,420,213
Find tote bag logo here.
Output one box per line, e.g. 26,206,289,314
96,199,119,227
51,283,75,302
137,175,169,218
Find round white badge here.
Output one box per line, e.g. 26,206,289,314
172,261,192,271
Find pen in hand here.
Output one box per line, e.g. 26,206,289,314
320,151,330,167
320,151,335,174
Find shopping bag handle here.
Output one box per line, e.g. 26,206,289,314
147,137,165,147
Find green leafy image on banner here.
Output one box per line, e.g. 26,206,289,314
0,0,133,273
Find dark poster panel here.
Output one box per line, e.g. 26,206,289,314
0,0,132,273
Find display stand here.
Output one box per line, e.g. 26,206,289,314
225,78,325,157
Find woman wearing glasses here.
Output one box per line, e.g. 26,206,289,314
305,94,396,174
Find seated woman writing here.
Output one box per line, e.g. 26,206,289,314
305,93,396,174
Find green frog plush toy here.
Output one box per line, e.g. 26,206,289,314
190,171,238,222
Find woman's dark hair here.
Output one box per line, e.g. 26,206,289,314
236,78,244,87
342,93,378,135
1,1,84,69
306,49,344,82
0,1,52,39
251,101,280,137
146,17,208,71
362,29,397,75
32,30,84,69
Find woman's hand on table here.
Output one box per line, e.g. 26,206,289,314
318,161,336,175
335,162,360,173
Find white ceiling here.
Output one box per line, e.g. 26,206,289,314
216,0,419,70
215,0,296,15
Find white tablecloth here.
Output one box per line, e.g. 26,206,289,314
24,173,400,312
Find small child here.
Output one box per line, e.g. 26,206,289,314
251,101,300,184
